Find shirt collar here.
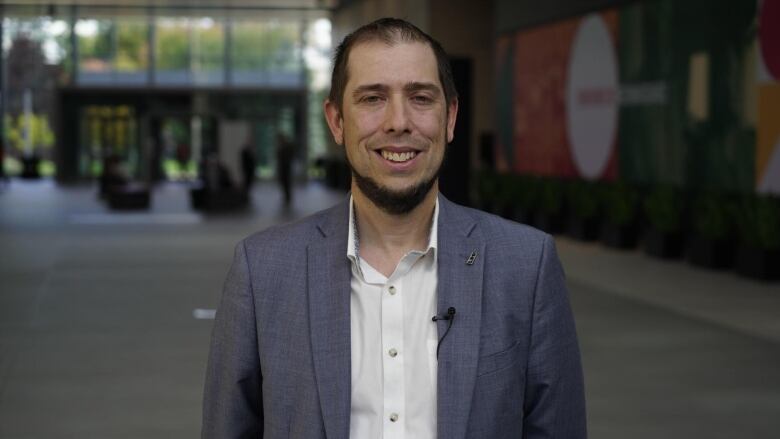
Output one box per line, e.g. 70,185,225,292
347,195,439,264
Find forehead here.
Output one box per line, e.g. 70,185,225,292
345,40,440,90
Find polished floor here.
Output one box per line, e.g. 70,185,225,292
1,179,779,438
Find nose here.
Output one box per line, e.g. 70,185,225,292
382,95,411,134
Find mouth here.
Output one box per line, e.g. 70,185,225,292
375,147,421,164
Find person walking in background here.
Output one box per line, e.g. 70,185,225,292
240,140,256,192
275,133,294,205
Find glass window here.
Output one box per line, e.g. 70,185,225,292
115,18,149,84
191,17,224,86
231,18,302,87
155,16,224,86
76,18,114,85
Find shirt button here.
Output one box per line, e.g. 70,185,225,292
389,413,399,422
388,286,396,295
388,348,398,358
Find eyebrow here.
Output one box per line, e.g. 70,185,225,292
404,82,441,96
352,83,389,98
351,82,442,98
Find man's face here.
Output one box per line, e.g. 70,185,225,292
324,40,458,214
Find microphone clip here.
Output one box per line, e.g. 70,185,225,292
432,306,456,322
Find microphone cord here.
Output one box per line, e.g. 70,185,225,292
432,307,456,359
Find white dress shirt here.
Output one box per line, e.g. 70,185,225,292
347,196,439,439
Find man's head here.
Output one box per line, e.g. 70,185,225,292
324,18,458,215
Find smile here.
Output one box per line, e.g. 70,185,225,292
381,150,417,163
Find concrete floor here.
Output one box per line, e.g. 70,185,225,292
1,179,779,438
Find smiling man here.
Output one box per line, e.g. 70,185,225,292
202,18,586,439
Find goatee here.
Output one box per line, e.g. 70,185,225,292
347,160,441,216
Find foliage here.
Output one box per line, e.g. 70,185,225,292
156,23,190,70
4,114,55,154
78,20,113,62
735,194,780,250
493,174,518,213
643,185,684,233
513,174,539,212
116,22,148,71
476,170,500,210
691,192,735,241
566,180,600,220
233,21,300,71
601,181,640,226
537,177,564,215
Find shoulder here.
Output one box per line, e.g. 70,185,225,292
240,202,342,257
446,201,550,249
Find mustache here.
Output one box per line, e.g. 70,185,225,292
369,134,427,150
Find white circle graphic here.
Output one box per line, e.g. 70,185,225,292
566,15,619,180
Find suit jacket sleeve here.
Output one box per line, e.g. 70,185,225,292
202,240,263,438
523,235,587,438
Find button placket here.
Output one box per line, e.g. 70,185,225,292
381,275,405,437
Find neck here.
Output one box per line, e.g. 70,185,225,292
352,183,438,273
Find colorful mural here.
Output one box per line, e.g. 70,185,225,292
758,0,780,193
510,11,618,180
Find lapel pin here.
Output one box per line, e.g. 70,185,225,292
466,251,477,265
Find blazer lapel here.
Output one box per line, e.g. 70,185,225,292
308,200,352,439
436,196,485,439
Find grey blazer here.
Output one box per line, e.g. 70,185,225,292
202,195,586,438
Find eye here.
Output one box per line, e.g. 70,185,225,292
412,95,434,105
360,95,383,104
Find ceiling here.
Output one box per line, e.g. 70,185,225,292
0,0,340,10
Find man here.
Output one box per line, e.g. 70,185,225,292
203,18,586,439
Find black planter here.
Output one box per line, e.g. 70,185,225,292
601,222,639,249
107,183,151,210
686,236,735,270
500,205,515,220
643,227,684,259
567,216,600,241
512,208,535,226
191,187,248,211
479,200,497,215
534,212,565,234
21,156,41,179
734,245,780,281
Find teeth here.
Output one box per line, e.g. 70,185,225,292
381,150,417,162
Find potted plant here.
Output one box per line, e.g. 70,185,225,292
494,173,518,220
600,181,641,249
686,192,735,269
511,174,539,225
475,170,500,213
734,194,780,281
565,179,601,241
7,113,53,179
643,185,685,259
534,177,565,234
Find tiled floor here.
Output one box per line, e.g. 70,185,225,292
1,179,778,438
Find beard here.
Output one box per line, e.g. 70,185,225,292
346,153,442,216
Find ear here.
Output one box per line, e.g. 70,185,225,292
324,99,344,145
446,97,458,143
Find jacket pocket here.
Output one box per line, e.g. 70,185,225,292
476,341,521,377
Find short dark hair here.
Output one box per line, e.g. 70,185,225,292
328,17,458,113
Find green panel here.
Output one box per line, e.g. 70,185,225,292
617,0,757,192
495,37,515,167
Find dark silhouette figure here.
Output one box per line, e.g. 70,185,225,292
276,134,295,206
200,149,233,192
99,154,128,198
240,142,256,192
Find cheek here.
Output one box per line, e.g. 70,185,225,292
414,112,447,140
347,111,384,139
